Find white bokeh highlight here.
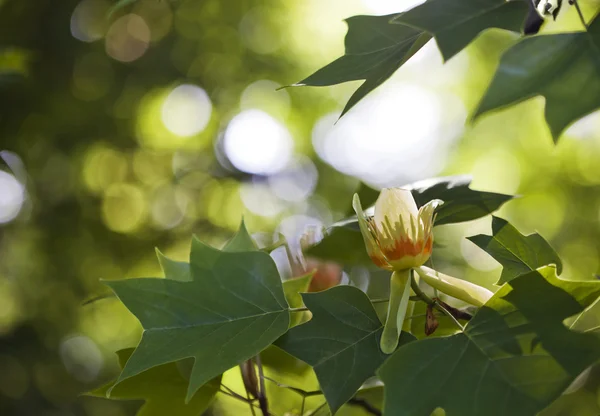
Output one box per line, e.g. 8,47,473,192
0,171,25,224
312,82,465,187
162,84,213,137
224,109,293,175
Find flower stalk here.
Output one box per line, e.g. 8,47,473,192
380,269,412,354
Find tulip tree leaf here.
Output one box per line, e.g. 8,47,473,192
222,219,257,252
475,16,600,142
156,249,191,282
468,216,562,285
105,237,290,401
88,349,220,416
307,176,513,264
393,0,530,61
155,220,256,282
407,175,514,225
276,285,416,414
296,14,431,117
378,266,600,416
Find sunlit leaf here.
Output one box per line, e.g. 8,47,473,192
283,273,314,327
379,266,600,416
88,349,220,416
468,216,562,285
407,175,514,225
276,285,415,414
296,14,431,116
475,16,600,142
393,0,529,60
106,237,290,401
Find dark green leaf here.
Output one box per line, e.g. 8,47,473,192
475,16,600,142
154,220,256,282
156,249,191,282
393,0,529,60
306,226,371,265
276,285,415,414
297,14,430,116
407,175,514,225
378,266,600,416
106,238,290,401
468,216,562,285
307,176,513,264
222,219,257,252
88,349,220,416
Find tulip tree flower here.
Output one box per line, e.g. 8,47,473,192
353,188,493,354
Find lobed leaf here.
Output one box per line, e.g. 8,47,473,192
468,216,562,285
106,236,290,401
393,0,530,61
276,285,415,414
88,349,220,416
379,266,600,416
475,15,600,142
296,14,430,116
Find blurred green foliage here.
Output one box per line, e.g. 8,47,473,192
1,0,600,415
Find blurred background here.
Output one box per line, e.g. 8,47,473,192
1,0,600,414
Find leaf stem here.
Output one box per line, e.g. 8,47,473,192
410,274,465,332
572,0,587,29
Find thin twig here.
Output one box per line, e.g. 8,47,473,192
255,354,269,416
572,0,588,29
81,293,115,306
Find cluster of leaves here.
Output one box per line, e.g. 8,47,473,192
297,1,600,142
90,175,600,415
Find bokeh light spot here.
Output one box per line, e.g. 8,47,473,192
240,80,290,121
102,183,147,233
59,335,104,383
161,84,212,137
224,109,293,175
0,170,25,224
105,14,151,63
82,144,128,194
312,83,465,186
71,0,111,42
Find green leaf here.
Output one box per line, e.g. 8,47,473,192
88,349,220,416
154,220,256,282
106,238,290,401
306,226,371,265
393,0,529,61
222,219,257,252
378,266,600,416
276,285,415,414
297,14,431,116
283,273,314,327
156,249,191,282
468,216,562,285
408,175,514,225
307,176,513,264
475,16,600,142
